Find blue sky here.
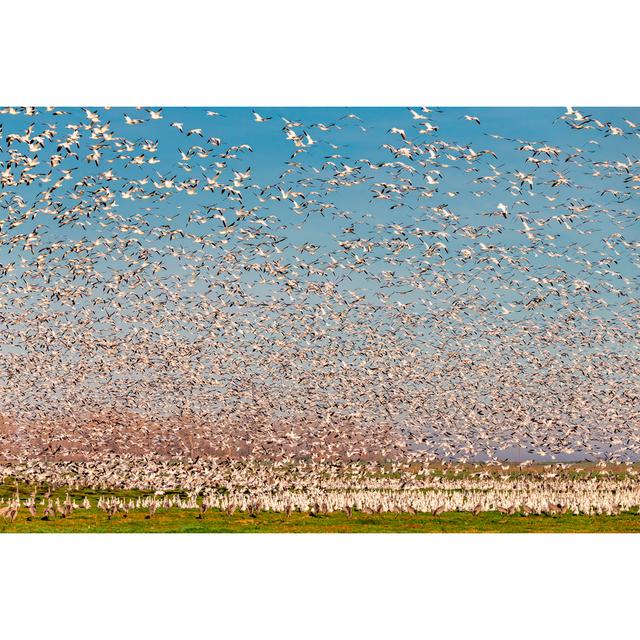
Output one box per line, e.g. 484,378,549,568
2,106,638,331
3,106,638,274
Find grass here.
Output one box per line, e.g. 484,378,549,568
3,508,640,533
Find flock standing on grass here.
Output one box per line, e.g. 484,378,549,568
2,459,640,520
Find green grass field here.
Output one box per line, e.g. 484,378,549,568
3,508,640,533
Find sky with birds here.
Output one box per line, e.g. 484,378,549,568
1,106,638,462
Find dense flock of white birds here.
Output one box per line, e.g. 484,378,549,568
2,459,640,519
0,105,638,484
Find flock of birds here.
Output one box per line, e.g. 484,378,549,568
0,106,638,521
2,458,640,521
